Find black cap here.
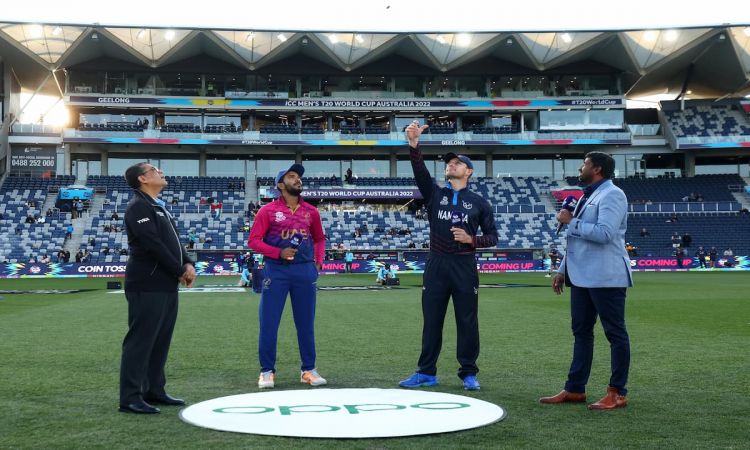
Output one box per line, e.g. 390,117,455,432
444,152,474,170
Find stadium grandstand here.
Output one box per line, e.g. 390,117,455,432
2,21,750,271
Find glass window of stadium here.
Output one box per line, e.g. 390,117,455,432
206,159,249,177
154,73,201,96
72,159,102,178
164,115,202,126
256,113,296,128
255,159,296,178
397,159,436,177
250,74,295,96
301,158,346,178
301,114,326,130
494,157,554,178
364,114,390,130
393,77,424,97
107,157,198,176
695,157,746,175
68,70,104,94
493,76,547,97
456,76,485,97
352,159,389,177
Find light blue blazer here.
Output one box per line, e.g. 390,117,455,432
558,179,633,288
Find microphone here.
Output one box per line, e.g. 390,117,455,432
556,195,578,235
451,211,466,228
286,232,304,261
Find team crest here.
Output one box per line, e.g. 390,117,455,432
462,201,473,210
440,196,449,205
275,212,286,222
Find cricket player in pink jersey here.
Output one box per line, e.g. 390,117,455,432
247,163,327,389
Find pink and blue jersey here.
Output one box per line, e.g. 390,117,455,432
247,197,325,265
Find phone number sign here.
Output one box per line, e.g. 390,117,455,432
11,147,57,173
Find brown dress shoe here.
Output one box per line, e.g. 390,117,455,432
539,390,587,404
588,386,628,410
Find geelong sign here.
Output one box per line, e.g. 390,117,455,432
179,388,506,438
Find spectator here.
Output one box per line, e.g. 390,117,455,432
408,242,416,249
171,198,178,206
75,250,83,263
111,212,120,221
75,200,85,219
25,215,36,224
681,232,692,247
345,168,353,184
666,213,678,223
89,237,96,247
40,254,50,264
57,249,66,262
37,216,46,224
102,247,110,256
696,193,704,202
625,243,637,257
671,232,681,248
639,227,650,237
46,209,53,217
119,248,129,256
187,230,197,249
16,225,23,235
210,201,223,219
723,247,736,268
708,247,718,268
205,236,213,244
65,224,74,239
104,198,111,205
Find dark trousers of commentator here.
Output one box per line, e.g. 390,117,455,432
120,291,178,404
565,285,630,395
418,254,479,379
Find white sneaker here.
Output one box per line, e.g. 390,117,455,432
301,369,327,386
258,370,275,389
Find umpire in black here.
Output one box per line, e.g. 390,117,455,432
399,121,498,391
119,163,196,414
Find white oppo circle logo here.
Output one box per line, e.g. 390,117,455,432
180,388,506,438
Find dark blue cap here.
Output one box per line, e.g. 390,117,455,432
444,152,474,170
274,163,305,186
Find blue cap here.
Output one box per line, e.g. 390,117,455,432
444,152,473,170
274,163,305,186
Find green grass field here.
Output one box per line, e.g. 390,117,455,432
1,272,748,449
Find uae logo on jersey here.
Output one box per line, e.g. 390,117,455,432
440,196,449,205
462,201,473,210
275,212,286,222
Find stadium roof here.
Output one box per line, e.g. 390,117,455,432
2,2,750,99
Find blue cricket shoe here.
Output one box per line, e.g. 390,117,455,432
463,375,480,391
399,373,438,388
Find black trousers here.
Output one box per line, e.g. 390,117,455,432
119,291,178,404
565,286,630,396
417,254,479,379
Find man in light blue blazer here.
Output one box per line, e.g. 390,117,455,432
540,152,633,411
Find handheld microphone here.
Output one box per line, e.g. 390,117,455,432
451,211,466,228
287,232,304,261
556,196,578,235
